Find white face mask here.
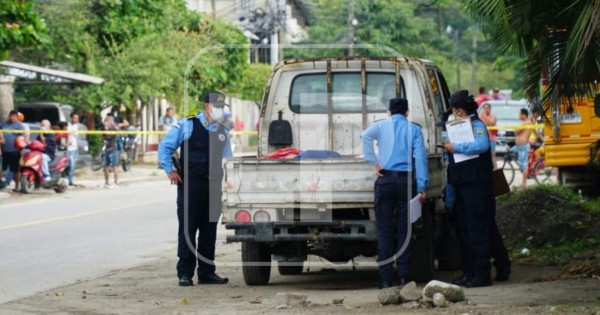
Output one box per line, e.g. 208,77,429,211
210,107,224,122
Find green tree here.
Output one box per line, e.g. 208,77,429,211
230,63,273,101
0,0,48,59
12,0,251,116
293,0,526,94
463,0,600,113
87,0,189,53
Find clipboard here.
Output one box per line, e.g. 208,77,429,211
446,118,478,163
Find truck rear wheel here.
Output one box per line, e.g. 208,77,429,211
409,201,435,282
242,241,272,285
277,262,304,275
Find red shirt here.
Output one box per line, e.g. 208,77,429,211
475,94,492,106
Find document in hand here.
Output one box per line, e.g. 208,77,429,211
446,118,478,163
409,195,422,224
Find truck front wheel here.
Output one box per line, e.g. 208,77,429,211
242,241,272,285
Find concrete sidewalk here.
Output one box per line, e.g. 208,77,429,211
74,164,164,189
0,164,164,199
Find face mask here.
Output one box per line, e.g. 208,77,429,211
210,107,224,122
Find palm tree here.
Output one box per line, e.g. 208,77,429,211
462,0,600,119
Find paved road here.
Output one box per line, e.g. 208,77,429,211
0,181,184,304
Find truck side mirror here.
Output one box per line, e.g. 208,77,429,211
595,94,600,117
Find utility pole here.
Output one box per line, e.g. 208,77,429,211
347,0,355,56
269,0,279,65
471,34,477,93
454,30,461,90
278,0,285,62
210,0,216,19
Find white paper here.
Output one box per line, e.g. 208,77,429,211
409,195,422,224
446,118,478,163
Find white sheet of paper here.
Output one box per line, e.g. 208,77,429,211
446,118,478,163
409,195,422,224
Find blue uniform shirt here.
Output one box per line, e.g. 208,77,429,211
452,116,490,155
158,112,232,174
361,114,429,193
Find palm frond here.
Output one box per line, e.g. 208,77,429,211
464,0,600,117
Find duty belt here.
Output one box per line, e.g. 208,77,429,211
380,170,412,177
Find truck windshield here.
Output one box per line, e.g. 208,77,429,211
289,72,404,114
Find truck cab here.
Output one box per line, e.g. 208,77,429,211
222,57,459,285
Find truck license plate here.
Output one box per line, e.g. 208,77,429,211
560,112,581,124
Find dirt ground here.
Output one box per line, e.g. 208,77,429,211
1,241,599,315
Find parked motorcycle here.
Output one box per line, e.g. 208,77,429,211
90,125,140,172
120,125,140,172
19,140,70,194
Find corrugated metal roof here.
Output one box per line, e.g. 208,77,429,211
0,60,104,85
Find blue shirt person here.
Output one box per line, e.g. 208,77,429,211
444,90,510,288
158,91,232,287
360,98,429,288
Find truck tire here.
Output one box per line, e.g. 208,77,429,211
409,201,435,282
242,241,272,285
277,262,304,275
435,213,462,271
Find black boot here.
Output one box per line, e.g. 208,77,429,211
464,276,493,288
452,275,469,286
178,276,193,286
198,273,229,285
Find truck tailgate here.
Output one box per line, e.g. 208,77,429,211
223,158,377,206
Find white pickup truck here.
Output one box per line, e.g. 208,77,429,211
223,57,460,285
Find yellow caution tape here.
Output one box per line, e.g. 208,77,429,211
486,124,544,131
0,129,260,136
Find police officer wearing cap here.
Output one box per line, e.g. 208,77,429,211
361,98,428,289
444,90,509,288
158,91,232,286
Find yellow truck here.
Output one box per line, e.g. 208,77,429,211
543,93,600,190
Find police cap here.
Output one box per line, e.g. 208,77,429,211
203,91,229,108
449,90,477,113
389,98,409,115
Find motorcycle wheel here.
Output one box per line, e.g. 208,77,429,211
121,158,131,172
90,153,103,171
20,176,34,194
54,178,68,193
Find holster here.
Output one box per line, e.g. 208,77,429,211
172,155,183,183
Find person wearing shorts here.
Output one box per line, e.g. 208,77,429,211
515,143,530,172
1,110,24,191
515,108,533,188
102,114,120,188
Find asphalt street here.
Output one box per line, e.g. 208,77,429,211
0,180,185,304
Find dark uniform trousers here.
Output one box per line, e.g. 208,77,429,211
449,117,510,280
374,174,417,283
176,178,218,278
489,201,511,272
454,180,492,279
175,117,226,279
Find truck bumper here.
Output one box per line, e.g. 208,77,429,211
225,220,377,243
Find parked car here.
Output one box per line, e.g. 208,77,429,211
478,100,528,154
16,101,90,168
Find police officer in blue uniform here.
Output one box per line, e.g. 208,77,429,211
158,91,232,286
361,98,428,289
444,90,504,288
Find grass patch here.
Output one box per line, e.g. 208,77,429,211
497,185,600,264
